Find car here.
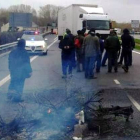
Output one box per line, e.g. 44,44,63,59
21,34,48,55
23,30,40,35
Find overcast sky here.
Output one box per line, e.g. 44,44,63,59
0,0,140,22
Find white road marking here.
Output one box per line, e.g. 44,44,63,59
30,56,38,62
54,37,58,41
127,94,140,111
0,39,58,87
133,50,140,55
0,75,10,87
47,39,58,49
114,79,121,85
0,52,10,57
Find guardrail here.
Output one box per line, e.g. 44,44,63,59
0,32,50,53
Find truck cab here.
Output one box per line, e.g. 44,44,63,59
81,13,111,39
58,4,112,40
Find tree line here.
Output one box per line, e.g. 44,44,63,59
0,4,63,28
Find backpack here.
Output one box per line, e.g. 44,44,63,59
74,38,81,48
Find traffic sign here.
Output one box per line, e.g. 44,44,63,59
131,20,139,28
9,13,32,27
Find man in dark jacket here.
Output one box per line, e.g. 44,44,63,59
82,28,100,79
105,30,120,73
8,39,32,102
121,29,134,72
66,29,76,68
59,35,74,78
119,32,135,66
75,30,84,72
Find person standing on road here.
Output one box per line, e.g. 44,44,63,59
66,29,76,68
8,39,32,102
74,30,84,72
121,29,135,72
105,30,120,73
59,35,74,78
119,35,135,66
96,33,104,73
82,28,100,79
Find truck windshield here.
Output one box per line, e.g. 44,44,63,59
86,20,110,30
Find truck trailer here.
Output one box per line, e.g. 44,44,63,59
58,4,112,40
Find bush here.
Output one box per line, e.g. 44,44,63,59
0,31,23,45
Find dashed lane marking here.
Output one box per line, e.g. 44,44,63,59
0,39,58,87
114,79,121,85
127,94,140,112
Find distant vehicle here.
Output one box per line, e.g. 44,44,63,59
23,30,40,35
114,28,122,35
58,4,112,40
21,34,48,55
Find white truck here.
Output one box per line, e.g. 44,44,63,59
58,4,112,40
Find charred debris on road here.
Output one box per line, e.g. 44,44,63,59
0,88,139,140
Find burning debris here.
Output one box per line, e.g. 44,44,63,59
72,90,134,139
0,89,136,140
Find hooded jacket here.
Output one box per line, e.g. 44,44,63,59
9,47,32,79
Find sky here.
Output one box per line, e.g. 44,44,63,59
0,0,140,22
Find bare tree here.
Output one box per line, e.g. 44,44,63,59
9,4,32,13
0,8,9,28
38,5,64,26
0,4,64,28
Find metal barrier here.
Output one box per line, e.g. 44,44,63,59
0,32,50,52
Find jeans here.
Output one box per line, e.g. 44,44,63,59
76,51,85,71
102,51,108,66
85,56,96,78
123,49,131,70
96,53,102,72
62,58,72,75
71,49,76,68
108,51,118,72
119,49,132,65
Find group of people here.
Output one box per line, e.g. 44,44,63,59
59,28,135,79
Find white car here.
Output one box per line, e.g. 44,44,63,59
21,34,48,55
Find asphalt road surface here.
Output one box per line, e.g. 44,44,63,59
0,34,140,139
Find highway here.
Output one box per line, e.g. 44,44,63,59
0,34,140,139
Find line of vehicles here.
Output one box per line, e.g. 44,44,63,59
19,4,114,55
